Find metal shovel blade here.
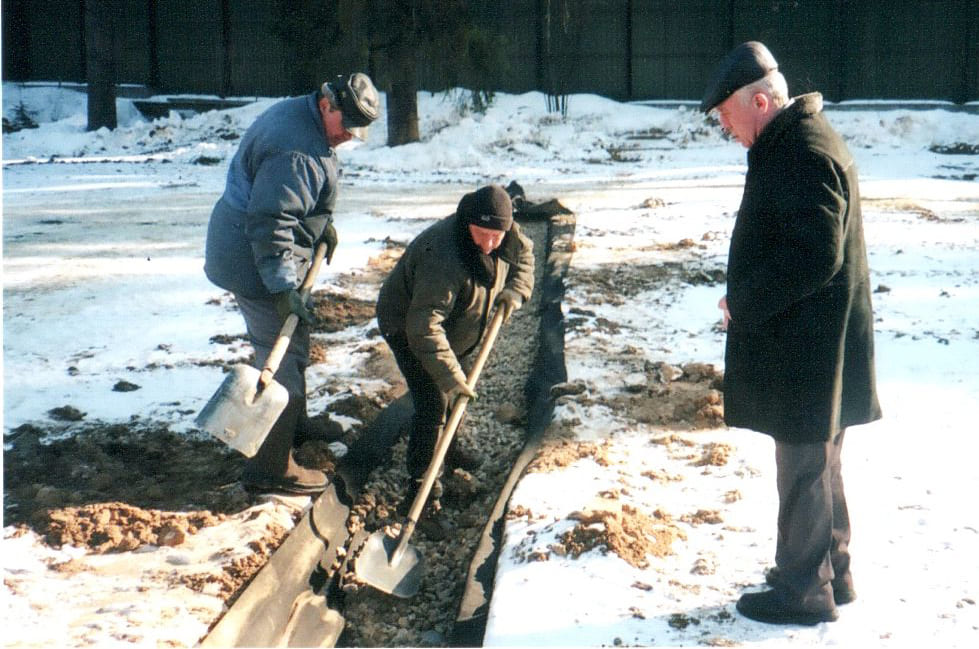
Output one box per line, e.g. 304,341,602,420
195,364,289,457
353,531,424,598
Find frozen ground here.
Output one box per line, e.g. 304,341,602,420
3,82,979,647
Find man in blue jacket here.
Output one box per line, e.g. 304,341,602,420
702,43,881,625
204,73,379,495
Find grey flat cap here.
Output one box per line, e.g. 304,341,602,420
700,41,778,113
325,72,380,140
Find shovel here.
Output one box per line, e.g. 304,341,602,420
354,307,507,598
195,241,329,457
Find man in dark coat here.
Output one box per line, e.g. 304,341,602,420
376,184,535,535
702,42,882,625
204,73,379,495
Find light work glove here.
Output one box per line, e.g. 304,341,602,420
494,288,524,322
324,222,338,264
446,381,477,404
274,289,315,325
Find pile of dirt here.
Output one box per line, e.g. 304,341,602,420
3,423,253,536
554,505,685,568
603,361,726,430
2,290,394,613
527,439,613,473
311,291,376,333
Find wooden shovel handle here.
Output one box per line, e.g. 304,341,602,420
258,240,329,388
394,307,507,555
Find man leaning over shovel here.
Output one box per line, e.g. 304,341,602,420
203,73,379,495
374,184,535,537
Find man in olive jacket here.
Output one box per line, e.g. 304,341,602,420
702,42,882,625
204,73,379,495
376,184,534,533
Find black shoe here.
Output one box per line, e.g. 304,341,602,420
414,507,452,541
445,443,480,471
736,589,838,626
396,479,450,540
765,567,857,605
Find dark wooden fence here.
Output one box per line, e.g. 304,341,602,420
3,0,977,103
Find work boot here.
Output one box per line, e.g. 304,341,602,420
445,437,480,472
293,407,344,447
241,399,328,495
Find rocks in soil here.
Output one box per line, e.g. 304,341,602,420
47,405,85,421
112,380,141,392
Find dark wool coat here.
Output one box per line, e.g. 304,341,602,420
376,214,535,392
204,92,338,298
723,93,882,443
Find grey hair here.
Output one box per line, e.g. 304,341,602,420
320,82,339,107
737,71,789,108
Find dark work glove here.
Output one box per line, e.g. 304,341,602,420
274,289,314,325
494,288,523,322
324,222,338,264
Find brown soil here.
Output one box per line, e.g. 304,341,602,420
527,439,613,473
1,291,391,608
311,291,377,333
553,504,685,568
602,362,726,430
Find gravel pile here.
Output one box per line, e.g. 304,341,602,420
336,219,549,647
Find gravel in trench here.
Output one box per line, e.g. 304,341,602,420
336,218,549,647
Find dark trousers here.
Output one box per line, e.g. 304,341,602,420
773,429,852,611
235,293,310,400
382,331,452,479
234,294,311,476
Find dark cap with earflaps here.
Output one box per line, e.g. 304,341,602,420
324,73,380,140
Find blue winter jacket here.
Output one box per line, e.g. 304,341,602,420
204,92,338,298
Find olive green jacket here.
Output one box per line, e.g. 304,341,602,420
376,214,534,391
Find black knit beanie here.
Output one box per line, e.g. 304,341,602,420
457,184,513,231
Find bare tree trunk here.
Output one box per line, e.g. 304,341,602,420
85,0,117,130
220,0,233,98
386,47,419,146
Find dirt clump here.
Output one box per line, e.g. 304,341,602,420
527,439,613,473
553,505,685,568
694,442,732,467
37,502,226,552
681,509,724,526
602,362,725,430
3,423,253,529
311,291,376,332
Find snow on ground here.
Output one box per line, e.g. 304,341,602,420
3,82,979,647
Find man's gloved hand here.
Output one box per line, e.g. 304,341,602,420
494,288,523,321
324,222,338,264
274,289,315,325
446,381,477,404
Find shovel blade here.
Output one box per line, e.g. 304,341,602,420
195,364,289,457
354,532,424,598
